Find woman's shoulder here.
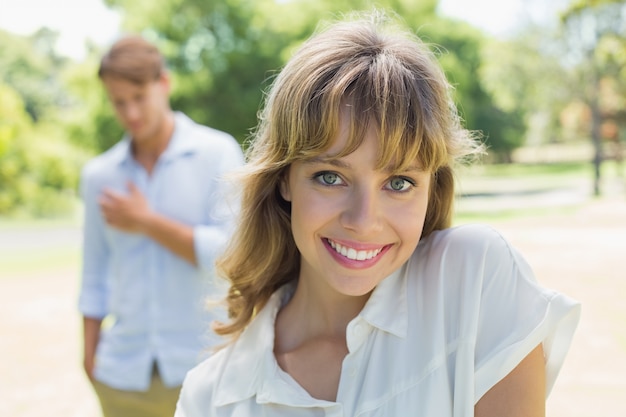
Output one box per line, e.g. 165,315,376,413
406,223,534,305
426,223,506,243
176,347,232,416
417,223,514,263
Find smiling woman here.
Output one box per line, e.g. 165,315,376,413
0,0,120,60
173,9,580,417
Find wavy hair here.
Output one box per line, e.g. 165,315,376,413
213,10,483,341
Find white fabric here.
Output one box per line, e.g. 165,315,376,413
175,224,581,417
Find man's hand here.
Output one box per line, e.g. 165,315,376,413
99,181,151,233
99,181,198,265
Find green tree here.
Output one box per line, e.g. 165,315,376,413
0,30,89,217
0,28,69,122
561,0,626,195
479,28,570,156
62,50,123,153
105,0,293,144
0,80,86,216
260,0,523,159
0,82,32,213
103,0,523,158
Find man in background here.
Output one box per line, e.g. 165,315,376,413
78,35,244,417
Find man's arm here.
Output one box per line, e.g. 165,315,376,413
83,316,103,380
78,168,111,380
475,344,546,417
99,181,197,266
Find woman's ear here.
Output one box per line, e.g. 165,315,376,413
279,170,292,202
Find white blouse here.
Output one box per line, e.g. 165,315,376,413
175,224,581,417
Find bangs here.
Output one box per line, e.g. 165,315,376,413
252,16,470,176
292,46,452,174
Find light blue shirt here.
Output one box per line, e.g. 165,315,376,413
78,112,244,391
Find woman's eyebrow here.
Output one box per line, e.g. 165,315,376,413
401,164,427,173
304,156,427,173
304,157,351,169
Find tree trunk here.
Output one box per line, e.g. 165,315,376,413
590,92,603,197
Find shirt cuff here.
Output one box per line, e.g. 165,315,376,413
474,291,581,402
78,291,108,319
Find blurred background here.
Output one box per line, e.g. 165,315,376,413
0,0,625,416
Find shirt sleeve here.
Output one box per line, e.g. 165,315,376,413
471,225,581,402
77,165,110,319
193,138,244,273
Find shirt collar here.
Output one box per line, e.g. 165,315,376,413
214,285,338,408
213,265,409,407
360,264,408,338
213,287,286,407
112,111,199,167
161,112,200,160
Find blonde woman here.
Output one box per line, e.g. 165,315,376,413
175,11,580,417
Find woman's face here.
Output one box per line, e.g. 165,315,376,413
280,117,431,299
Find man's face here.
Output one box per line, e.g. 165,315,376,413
102,75,170,143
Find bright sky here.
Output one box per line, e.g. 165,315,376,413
0,0,121,59
0,0,570,60
438,0,570,36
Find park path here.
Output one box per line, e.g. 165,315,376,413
1,197,625,416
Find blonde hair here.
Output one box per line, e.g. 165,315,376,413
214,11,482,340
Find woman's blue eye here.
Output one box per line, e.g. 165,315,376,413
318,172,340,185
388,177,413,192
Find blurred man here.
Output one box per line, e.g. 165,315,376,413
78,35,244,417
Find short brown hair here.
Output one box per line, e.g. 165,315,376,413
98,35,165,84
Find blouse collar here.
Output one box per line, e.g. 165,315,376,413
213,265,408,407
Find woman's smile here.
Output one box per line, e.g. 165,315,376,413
326,238,384,261
323,237,392,270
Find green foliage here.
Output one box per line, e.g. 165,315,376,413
560,0,626,195
0,32,90,217
0,28,69,122
5,0,582,216
0,122,86,217
402,13,525,161
0,82,31,213
104,0,524,158
62,54,123,152
106,0,291,143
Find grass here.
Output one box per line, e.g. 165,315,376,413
0,211,81,278
466,160,591,176
456,160,594,191
0,245,80,277
453,203,583,224
453,159,619,223
0,205,82,230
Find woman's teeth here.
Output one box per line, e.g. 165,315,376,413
328,239,382,261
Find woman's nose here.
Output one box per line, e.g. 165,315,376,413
339,187,383,235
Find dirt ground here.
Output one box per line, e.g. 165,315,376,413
1,196,625,416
